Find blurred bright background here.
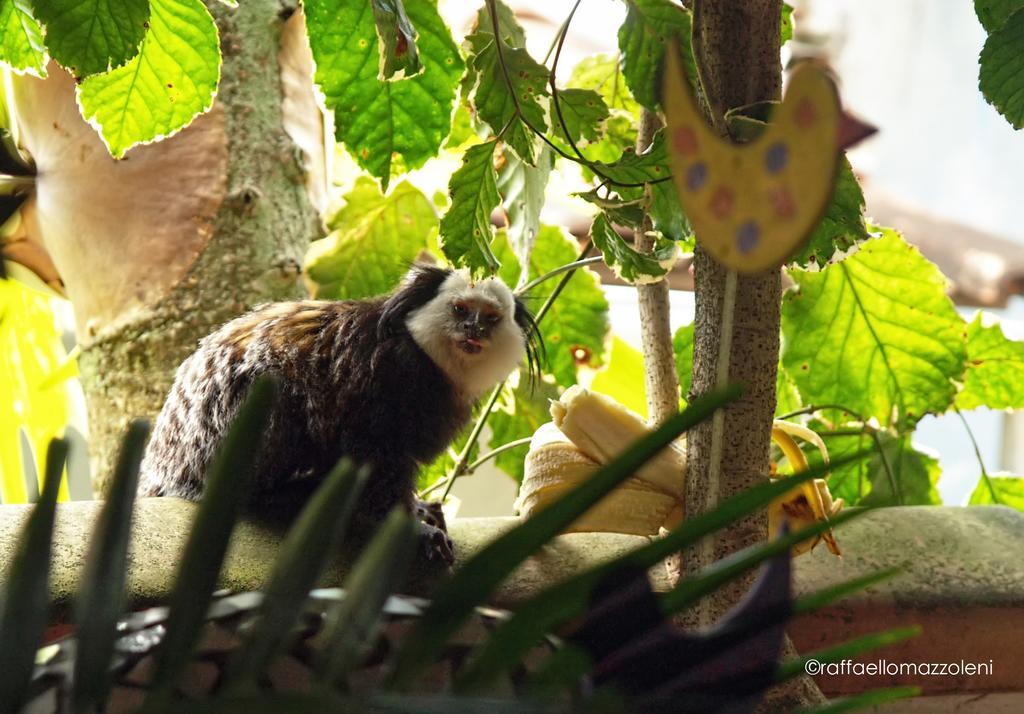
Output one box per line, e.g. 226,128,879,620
2,0,1022,512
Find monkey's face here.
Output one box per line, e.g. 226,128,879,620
450,297,506,355
406,270,528,397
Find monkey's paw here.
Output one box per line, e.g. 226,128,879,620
414,499,448,532
418,521,455,565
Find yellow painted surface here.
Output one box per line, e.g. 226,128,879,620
662,47,841,272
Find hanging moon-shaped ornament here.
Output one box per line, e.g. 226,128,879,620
662,43,842,273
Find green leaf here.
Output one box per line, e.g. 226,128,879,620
474,0,526,48
439,139,501,273
794,687,921,714
788,157,869,268
221,460,368,694
956,312,1024,410
808,424,942,509
32,0,149,77
454,450,859,690
575,189,645,229
488,378,558,483
306,179,439,299
0,439,65,714
793,568,903,617
551,87,609,146
148,378,277,700
0,0,47,76
371,0,421,80
975,0,1024,32
775,366,803,417
444,100,475,148
590,336,648,419
496,145,552,281
464,25,548,164
72,421,147,713
969,473,1024,510
590,212,674,284
673,322,694,399
568,52,641,116
777,627,921,685
782,228,968,429
388,385,742,690
595,131,688,242
305,0,463,188
781,3,794,44
979,8,1024,129
495,226,610,386
618,0,695,110
316,508,418,683
859,434,941,507
662,509,867,613
578,112,639,167
417,445,458,495
77,0,221,158
806,425,873,507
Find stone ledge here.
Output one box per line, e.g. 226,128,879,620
0,500,1021,702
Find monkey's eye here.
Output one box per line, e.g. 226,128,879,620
485,313,501,326
452,303,468,317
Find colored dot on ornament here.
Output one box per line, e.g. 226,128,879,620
673,126,698,155
686,162,708,191
795,98,817,128
710,186,734,219
736,221,760,253
765,142,788,174
770,187,796,218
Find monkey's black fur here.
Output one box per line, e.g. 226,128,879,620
138,265,541,563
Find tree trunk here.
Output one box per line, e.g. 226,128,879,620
680,1,826,707
683,0,781,619
9,1,325,494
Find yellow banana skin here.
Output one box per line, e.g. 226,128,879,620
769,424,843,557
517,387,843,556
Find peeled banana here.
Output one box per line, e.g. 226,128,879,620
516,390,685,536
549,385,687,501
516,386,843,557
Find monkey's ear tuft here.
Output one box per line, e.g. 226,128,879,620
514,296,545,389
377,264,452,341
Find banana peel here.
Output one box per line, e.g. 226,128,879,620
769,422,843,557
516,386,843,557
516,390,685,536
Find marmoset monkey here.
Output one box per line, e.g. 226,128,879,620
138,264,541,563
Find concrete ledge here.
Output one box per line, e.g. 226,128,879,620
0,500,1021,704
789,505,1024,698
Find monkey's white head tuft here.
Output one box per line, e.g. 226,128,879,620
406,269,527,398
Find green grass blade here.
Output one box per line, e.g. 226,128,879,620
793,686,920,714
147,377,278,700
0,438,67,713
661,508,869,614
71,420,149,714
387,385,742,689
793,567,903,617
220,458,369,694
455,449,870,691
775,626,922,684
316,507,419,685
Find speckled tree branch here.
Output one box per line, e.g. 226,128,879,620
634,109,681,427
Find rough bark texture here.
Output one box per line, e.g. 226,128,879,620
634,109,680,427
680,1,825,707
76,1,322,493
682,0,781,612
